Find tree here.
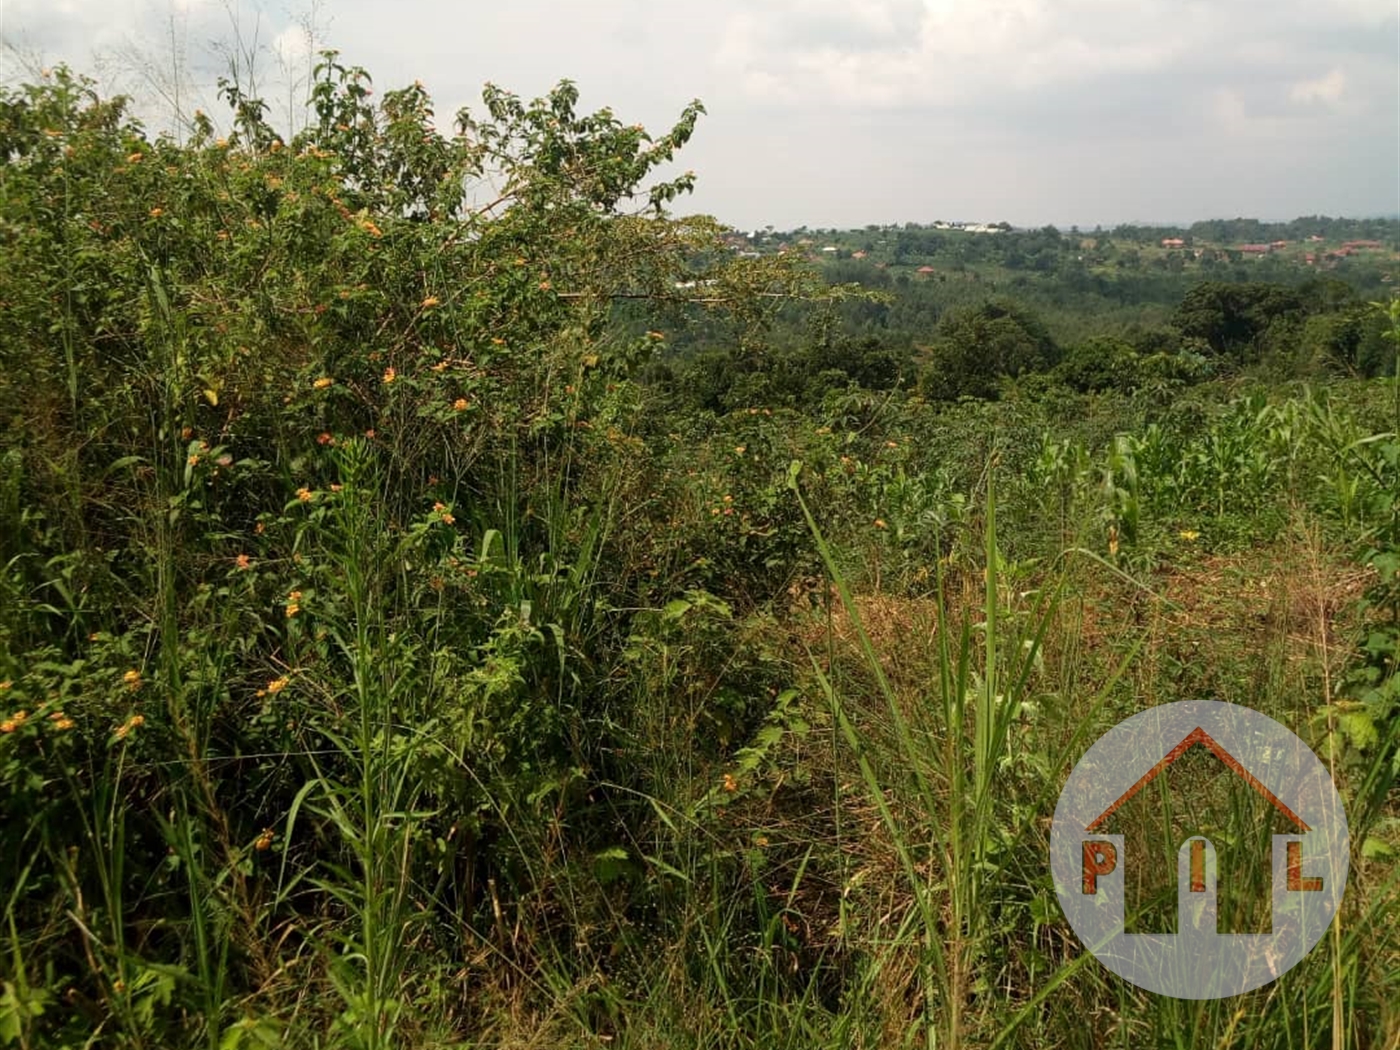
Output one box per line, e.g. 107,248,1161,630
1055,336,1141,393
1172,282,1305,362
918,299,1058,400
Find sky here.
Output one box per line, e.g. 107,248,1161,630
3,0,1397,231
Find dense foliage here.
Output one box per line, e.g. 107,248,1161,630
1,59,1397,1050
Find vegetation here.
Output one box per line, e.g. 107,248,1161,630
0,57,1397,1049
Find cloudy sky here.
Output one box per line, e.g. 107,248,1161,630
3,0,1397,230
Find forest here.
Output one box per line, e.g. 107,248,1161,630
0,58,1397,1049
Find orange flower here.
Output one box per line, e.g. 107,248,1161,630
296,487,312,502
266,676,289,695
317,432,333,446
254,828,275,851
452,398,469,411
123,669,142,690
149,207,163,218
722,773,738,793
127,151,143,163
235,553,251,570
382,366,396,384
421,296,440,308
874,519,888,530
313,376,334,389
538,280,551,291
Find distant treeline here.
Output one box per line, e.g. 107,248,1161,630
765,215,1400,245
628,269,1395,414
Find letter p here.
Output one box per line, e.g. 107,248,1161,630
1082,840,1117,894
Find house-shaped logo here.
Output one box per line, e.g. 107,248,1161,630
1051,701,1348,999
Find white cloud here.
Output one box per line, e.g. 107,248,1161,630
1290,69,1346,106
272,24,313,66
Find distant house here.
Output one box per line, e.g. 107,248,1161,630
1161,237,1185,249
1308,235,1326,242
916,266,937,275
852,250,868,260
1342,240,1383,250
1271,240,1289,249
1239,244,1273,255
1305,253,1316,265
821,246,838,254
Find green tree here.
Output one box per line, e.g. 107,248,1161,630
918,299,1058,400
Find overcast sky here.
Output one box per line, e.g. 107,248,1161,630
3,0,1397,230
